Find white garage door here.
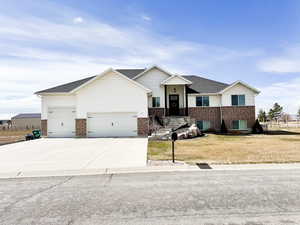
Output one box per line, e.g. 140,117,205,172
87,112,137,137
48,107,76,137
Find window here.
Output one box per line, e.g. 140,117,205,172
231,95,245,106
196,96,209,107
232,120,247,130
196,120,211,131
152,97,160,107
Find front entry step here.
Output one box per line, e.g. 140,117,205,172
163,116,192,129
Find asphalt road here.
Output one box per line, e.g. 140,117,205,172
1,169,300,225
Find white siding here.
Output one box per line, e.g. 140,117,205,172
162,76,190,85
76,71,148,118
188,95,221,107
135,68,170,107
41,95,76,120
221,83,256,106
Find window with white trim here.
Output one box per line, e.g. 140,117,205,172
231,95,245,106
196,120,211,131
196,96,209,107
232,120,247,130
152,97,160,107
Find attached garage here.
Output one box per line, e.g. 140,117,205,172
47,107,76,137
87,112,137,137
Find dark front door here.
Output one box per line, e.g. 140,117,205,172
169,95,179,116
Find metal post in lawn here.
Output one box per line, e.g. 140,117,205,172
171,131,178,163
172,140,175,163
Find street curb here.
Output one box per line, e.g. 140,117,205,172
2,163,300,179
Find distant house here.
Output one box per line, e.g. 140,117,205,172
11,113,41,130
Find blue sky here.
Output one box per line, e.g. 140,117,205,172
1,0,300,118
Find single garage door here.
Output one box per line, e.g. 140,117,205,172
87,112,137,137
48,107,76,137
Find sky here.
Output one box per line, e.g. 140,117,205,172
1,0,300,119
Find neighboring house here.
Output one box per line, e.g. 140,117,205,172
35,65,260,137
11,113,41,129
0,120,10,129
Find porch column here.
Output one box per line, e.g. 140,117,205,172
185,85,188,116
164,85,167,116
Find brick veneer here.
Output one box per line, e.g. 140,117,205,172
76,119,87,137
188,107,221,131
148,108,165,117
221,106,256,130
137,118,149,136
41,119,47,136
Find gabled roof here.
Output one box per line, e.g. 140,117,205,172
116,69,146,79
69,68,151,94
35,76,96,94
183,75,229,94
219,80,260,94
132,65,173,80
161,74,192,85
35,66,257,95
12,113,41,119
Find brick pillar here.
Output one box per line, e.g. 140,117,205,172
41,120,47,136
76,119,87,137
137,118,149,136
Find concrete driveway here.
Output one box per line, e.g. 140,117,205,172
0,138,148,178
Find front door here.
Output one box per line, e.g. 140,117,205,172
169,95,179,116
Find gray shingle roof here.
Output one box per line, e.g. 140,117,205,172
35,76,96,94
35,69,146,94
116,69,146,79
12,113,41,119
35,69,229,94
183,75,229,93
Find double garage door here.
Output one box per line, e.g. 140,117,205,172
48,108,137,137
87,112,137,137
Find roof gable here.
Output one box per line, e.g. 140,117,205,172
132,65,173,80
70,68,152,94
161,75,192,85
220,81,260,94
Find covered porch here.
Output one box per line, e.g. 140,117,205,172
162,75,192,117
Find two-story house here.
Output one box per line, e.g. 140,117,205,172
35,65,260,137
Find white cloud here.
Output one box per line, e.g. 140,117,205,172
256,77,300,114
258,44,300,73
73,17,84,24
259,58,300,73
141,15,151,21
0,1,264,119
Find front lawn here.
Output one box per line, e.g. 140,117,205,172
0,130,30,145
148,128,300,164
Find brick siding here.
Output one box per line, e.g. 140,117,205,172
188,107,221,131
221,106,256,130
41,119,47,136
137,118,149,136
148,108,165,117
76,119,87,137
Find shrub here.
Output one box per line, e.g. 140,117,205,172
252,119,264,134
